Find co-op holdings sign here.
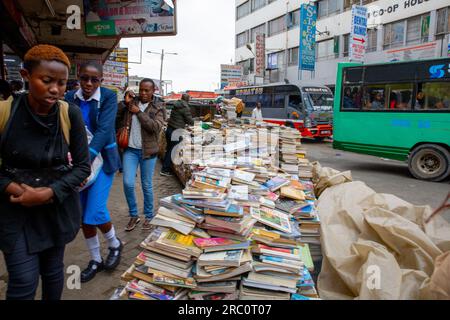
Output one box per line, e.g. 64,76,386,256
367,0,436,24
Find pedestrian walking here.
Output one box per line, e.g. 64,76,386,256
65,61,122,283
0,44,91,300
160,93,194,176
116,79,165,232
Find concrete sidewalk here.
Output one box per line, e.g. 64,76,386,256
0,160,183,300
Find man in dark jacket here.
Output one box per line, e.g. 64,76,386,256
160,93,194,176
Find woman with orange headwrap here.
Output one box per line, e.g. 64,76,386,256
0,45,91,300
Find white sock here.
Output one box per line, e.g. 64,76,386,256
103,226,120,249
86,235,102,263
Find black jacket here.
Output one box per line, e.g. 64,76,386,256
167,100,194,129
0,94,91,254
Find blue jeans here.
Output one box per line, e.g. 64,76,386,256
2,232,65,300
122,147,157,219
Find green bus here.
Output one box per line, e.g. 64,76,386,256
333,58,450,182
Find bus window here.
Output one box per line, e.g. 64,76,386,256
415,82,450,110
305,92,333,112
385,83,413,110
363,86,385,110
259,94,272,108
245,95,258,109
342,86,362,109
274,95,285,108
288,95,302,110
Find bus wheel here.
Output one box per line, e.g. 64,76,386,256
314,137,325,142
408,144,450,182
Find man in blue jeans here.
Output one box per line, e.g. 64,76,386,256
116,80,166,231
161,93,194,176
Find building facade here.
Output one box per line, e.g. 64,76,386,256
235,0,450,91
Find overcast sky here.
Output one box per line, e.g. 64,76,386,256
120,0,235,93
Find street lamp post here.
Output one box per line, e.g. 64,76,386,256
147,49,178,96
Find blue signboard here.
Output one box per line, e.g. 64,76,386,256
299,4,317,71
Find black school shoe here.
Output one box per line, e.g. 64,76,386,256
80,260,104,283
104,239,123,271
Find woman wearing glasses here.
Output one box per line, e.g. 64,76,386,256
65,62,122,283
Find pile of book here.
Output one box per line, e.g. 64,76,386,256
117,120,322,300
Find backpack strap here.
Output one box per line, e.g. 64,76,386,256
58,100,71,146
0,96,14,135
0,96,71,145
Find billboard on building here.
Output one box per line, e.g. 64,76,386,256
103,47,129,94
255,33,265,78
220,64,243,89
299,4,317,71
349,5,368,63
84,0,177,38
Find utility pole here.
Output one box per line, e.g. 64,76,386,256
159,49,164,95
147,49,178,96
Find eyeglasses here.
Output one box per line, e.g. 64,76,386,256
80,75,101,83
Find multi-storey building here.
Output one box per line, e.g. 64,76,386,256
235,0,450,91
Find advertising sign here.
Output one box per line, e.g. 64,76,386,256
448,37,450,57
255,33,265,77
84,0,177,38
386,41,438,62
349,5,368,62
299,4,317,71
267,52,278,70
220,64,243,89
103,47,129,93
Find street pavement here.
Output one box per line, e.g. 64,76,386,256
0,142,448,300
304,139,450,209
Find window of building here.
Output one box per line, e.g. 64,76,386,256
436,7,449,35
366,28,377,53
384,14,429,49
288,47,299,66
251,24,266,43
237,1,251,20
269,15,286,36
316,38,338,60
251,0,266,11
344,0,375,10
268,0,278,4
288,9,300,29
236,31,248,48
384,20,405,49
237,58,255,75
343,34,350,57
406,14,430,45
416,82,450,110
317,0,342,19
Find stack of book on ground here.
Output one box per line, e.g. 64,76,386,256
117,120,322,300
279,127,302,175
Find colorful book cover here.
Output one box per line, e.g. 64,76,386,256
163,230,197,248
194,237,238,248
264,177,289,191
250,208,292,233
299,244,314,271
258,244,299,255
266,192,279,202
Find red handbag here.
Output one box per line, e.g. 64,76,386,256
117,110,132,149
